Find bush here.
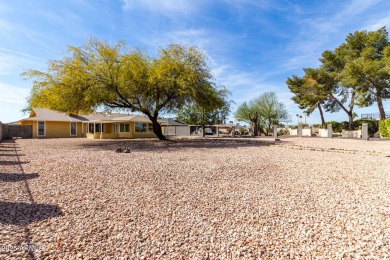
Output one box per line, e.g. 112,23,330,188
353,119,378,135
239,127,248,135
379,119,390,137
277,129,289,136
340,121,350,130
324,121,342,133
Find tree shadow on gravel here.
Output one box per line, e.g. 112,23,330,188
0,173,39,182
0,149,22,152
0,201,63,226
78,138,288,153
0,161,29,166
0,154,26,157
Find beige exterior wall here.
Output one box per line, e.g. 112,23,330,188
85,121,157,139
76,122,83,136
20,121,83,138
105,123,113,133
20,120,157,139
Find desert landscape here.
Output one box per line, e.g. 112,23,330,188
0,137,389,258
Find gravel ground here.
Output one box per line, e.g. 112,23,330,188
0,137,389,259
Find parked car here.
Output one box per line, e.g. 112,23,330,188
204,128,213,135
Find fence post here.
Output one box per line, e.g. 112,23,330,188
362,123,369,141
0,122,2,142
327,124,333,138
273,125,278,138
297,125,302,137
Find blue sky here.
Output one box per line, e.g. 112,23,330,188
1,0,390,124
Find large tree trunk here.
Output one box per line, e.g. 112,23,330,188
151,119,166,140
202,109,205,137
329,93,355,130
347,112,354,130
252,119,258,137
265,122,271,135
318,103,325,127
377,95,386,120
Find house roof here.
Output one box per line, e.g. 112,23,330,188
19,108,85,122
161,118,188,126
20,108,163,123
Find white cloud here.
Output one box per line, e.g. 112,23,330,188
363,13,390,31
220,0,278,11
0,82,30,105
0,47,46,62
122,0,197,15
165,29,211,48
0,48,46,76
280,0,388,75
340,0,382,17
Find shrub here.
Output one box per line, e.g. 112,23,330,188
353,119,378,135
379,119,390,137
239,127,248,135
340,121,350,130
277,129,289,136
324,121,342,133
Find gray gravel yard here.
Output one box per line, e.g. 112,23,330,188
0,137,389,259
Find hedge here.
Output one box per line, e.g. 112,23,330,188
379,118,390,137
325,121,342,133
353,119,378,134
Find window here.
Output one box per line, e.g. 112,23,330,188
95,124,104,133
88,123,94,133
119,123,130,133
135,122,147,132
70,122,77,136
148,123,154,132
38,122,45,136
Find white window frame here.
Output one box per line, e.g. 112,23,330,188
135,122,147,133
70,122,77,136
37,121,46,137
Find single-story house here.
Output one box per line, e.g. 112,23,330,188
160,118,190,136
18,108,162,139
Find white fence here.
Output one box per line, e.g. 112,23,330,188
163,126,190,136
288,128,312,136
289,125,365,139
318,129,330,138
342,129,362,138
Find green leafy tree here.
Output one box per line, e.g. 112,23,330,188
177,89,231,137
288,27,390,130
319,49,359,130
23,40,225,140
257,92,289,135
287,69,329,126
288,44,359,130
234,100,261,136
235,92,289,136
339,27,390,119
